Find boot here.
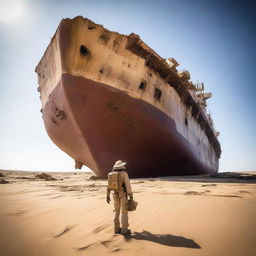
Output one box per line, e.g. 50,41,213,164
121,228,131,235
114,228,121,234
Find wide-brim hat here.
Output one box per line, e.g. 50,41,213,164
113,160,126,170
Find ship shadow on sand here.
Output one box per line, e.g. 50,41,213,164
154,172,256,184
124,230,201,249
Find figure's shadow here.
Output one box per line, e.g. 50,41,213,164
124,230,201,249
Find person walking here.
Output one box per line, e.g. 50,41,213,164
106,160,133,234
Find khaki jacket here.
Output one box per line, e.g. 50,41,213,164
107,170,132,197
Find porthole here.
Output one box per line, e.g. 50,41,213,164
139,81,147,90
185,117,188,126
154,88,162,100
80,45,90,57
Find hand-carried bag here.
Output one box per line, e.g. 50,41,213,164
126,199,138,211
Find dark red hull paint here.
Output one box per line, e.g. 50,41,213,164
43,74,216,177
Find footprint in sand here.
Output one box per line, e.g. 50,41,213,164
93,225,106,233
76,243,94,251
101,240,113,248
112,247,122,252
184,191,203,195
212,194,241,198
238,190,251,194
7,210,27,216
54,225,75,238
75,239,112,251
75,236,130,253
201,184,217,187
50,195,65,199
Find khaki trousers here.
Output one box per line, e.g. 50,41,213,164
113,191,129,231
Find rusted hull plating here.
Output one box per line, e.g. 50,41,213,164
43,74,216,177
36,16,221,177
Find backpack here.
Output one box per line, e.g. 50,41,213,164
108,171,122,192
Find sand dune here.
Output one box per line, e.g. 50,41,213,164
0,170,256,256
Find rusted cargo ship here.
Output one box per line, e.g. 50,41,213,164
35,16,221,178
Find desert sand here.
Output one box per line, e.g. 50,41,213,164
0,170,256,256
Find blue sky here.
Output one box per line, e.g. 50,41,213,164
0,0,255,172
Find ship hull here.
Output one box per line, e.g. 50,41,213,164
36,17,221,177
43,73,215,177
